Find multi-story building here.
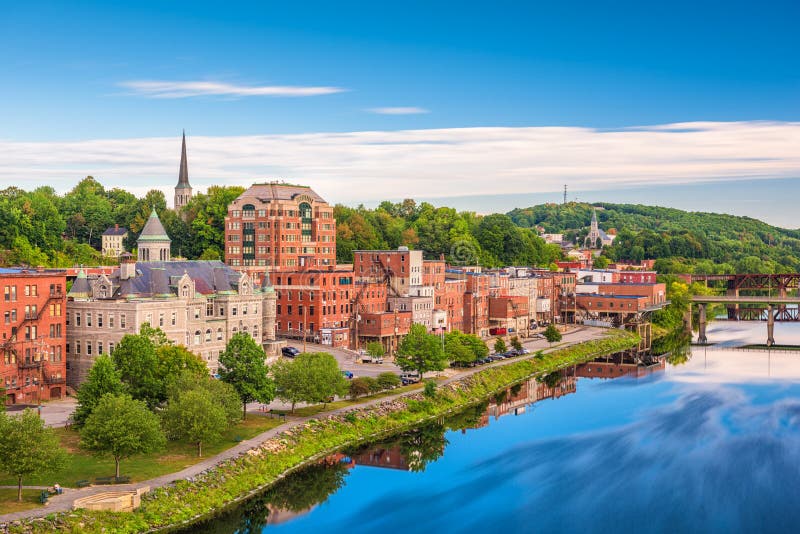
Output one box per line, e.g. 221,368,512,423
66,212,277,388
0,268,67,404
488,296,530,336
353,247,423,295
463,272,490,337
101,225,128,258
442,278,466,332
224,183,337,278
273,266,354,348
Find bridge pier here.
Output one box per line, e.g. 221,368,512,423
726,287,739,319
698,303,708,344
683,304,692,336
767,304,775,347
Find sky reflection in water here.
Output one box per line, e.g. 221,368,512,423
207,323,800,534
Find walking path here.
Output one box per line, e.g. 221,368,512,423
0,326,602,525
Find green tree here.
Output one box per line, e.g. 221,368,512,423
510,336,523,351
395,323,448,377
593,255,610,269
377,372,401,390
272,352,348,413
73,354,124,427
365,341,385,359
544,324,562,344
218,333,275,419
423,379,437,398
166,371,242,426
157,344,208,387
162,389,227,457
493,337,507,354
349,377,373,399
111,329,162,408
0,410,67,501
80,394,166,478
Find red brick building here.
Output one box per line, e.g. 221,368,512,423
224,184,337,278
442,278,466,332
0,269,67,404
617,271,658,284
596,283,667,306
273,267,354,348
463,273,490,337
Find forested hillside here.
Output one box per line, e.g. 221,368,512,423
0,177,243,267
5,176,797,275
508,203,800,273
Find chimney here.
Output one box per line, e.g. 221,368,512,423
119,253,136,280
115,224,119,230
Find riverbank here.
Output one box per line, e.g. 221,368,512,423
3,329,639,534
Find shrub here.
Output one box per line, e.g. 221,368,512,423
493,338,507,354
377,372,401,390
423,379,437,398
349,377,372,399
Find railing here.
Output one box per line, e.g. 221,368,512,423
44,376,66,385
18,360,43,369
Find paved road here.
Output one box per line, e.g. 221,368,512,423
6,398,76,428
0,326,608,525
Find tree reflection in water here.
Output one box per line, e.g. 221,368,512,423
653,328,692,365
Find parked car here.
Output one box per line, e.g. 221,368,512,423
362,355,384,364
520,348,531,354
281,346,300,358
341,370,354,379
401,372,421,385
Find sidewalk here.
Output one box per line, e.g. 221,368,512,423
0,326,603,525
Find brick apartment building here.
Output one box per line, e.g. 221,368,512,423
224,184,337,278
0,268,67,404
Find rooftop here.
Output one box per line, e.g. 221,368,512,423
235,183,327,204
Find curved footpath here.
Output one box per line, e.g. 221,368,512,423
0,326,604,526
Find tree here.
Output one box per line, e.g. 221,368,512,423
365,341,385,359
166,371,242,426
112,329,162,408
80,394,165,478
593,255,610,269
218,333,275,419
157,344,208,387
377,372,401,390
395,323,448,377
544,324,562,344
494,337,507,354
0,410,67,501
272,352,348,413
423,379,437,398
349,377,373,399
74,354,124,427
510,336,523,351
162,389,227,457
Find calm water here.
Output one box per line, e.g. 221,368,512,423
195,323,800,534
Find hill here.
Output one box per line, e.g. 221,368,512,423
507,202,800,273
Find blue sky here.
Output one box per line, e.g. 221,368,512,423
1,1,799,225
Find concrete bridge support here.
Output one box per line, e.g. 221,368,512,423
726,287,739,319
683,305,692,336
698,303,708,344
767,304,775,347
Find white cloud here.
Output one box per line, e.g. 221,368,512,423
368,107,429,115
1,121,799,209
118,80,346,98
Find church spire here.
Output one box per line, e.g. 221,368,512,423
174,130,193,212
177,130,190,187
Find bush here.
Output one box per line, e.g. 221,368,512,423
423,380,437,398
349,377,372,399
366,377,382,394
510,336,523,351
493,338,507,353
377,372,401,390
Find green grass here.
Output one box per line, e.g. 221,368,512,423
0,414,282,488
0,488,45,515
272,383,425,417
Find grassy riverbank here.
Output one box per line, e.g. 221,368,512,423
7,330,638,534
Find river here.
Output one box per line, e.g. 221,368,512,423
192,322,800,533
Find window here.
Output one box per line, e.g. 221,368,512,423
171,312,177,326
205,329,212,342
86,312,92,327
120,314,126,328
217,328,223,341
86,342,92,355
109,314,114,328
232,307,237,317
98,341,103,355
98,313,103,327
194,331,201,345
243,305,248,315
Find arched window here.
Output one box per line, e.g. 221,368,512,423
205,329,212,342
217,328,223,340
253,326,259,339
242,203,256,217
232,327,238,334
299,202,312,242
194,330,201,345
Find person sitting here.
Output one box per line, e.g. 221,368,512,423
53,483,62,495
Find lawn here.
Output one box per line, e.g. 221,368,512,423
271,383,425,417
0,488,45,515
0,414,282,489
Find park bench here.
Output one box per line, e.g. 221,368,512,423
114,476,131,484
75,479,91,488
95,477,114,485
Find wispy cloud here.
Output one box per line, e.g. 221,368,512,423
118,80,346,98
368,107,429,115
2,121,799,212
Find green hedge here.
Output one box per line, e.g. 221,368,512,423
8,330,638,534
